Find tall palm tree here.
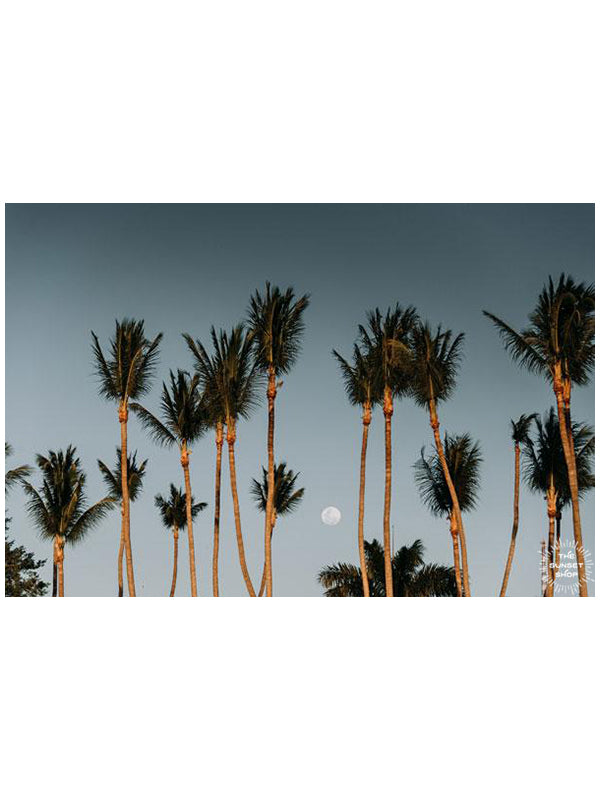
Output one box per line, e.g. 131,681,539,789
484,274,594,595
247,283,309,597
414,434,482,596
499,414,537,596
155,485,206,597
186,326,260,596
22,447,114,596
555,426,594,572
523,409,594,596
251,462,305,596
409,322,472,595
97,448,148,597
5,443,32,492
332,344,381,596
91,319,162,596
318,538,456,597
359,305,418,596
131,370,207,597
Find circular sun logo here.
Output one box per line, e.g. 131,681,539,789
538,538,595,596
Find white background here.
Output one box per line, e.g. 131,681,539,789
2,1,598,798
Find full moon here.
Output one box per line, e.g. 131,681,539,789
321,506,341,526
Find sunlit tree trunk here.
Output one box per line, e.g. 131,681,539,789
181,442,198,597
555,510,562,568
428,400,471,596
448,511,463,596
170,525,179,597
212,422,223,597
262,368,277,597
57,537,65,597
119,402,136,597
226,421,256,596
500,443,521,597
382,386,394,597
258,511,277,597
117,507,125,597
52,537,59,597
553,374,587,596
545,483,557,598
358,402,372,597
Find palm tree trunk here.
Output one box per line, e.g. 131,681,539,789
449,512,463,597
500,444,521,597
181,443,198,597
263,368,277,597
57,539,65,597
118,532,125,597
555,510,562,568
170,526,179,597
226,422,256,596
119,403,136,597
259,525,275,597
358,403,371,597
212,422,223,597
429,400,471,596
382,386,394,597
554,379,587,596
546,487,557,598
52,537,58,597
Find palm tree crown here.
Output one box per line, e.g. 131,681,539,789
318,539,456,597
97,449,148,502
415,433,482,517
154,485,207,531
91,318,163,403
247,282,310,375
410,323,465,407
483,274,594,386
332,344,382,407
510,413,537,446
251,462,305,517
22,447,114,544
359,305,419,397
131,369,208,449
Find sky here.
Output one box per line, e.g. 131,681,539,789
4,203,595,597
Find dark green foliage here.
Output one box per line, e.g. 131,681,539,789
410,322,465,407
5,519,49,597
154,484,207,531
318,538,456,597
97,449,148,502
247,282,310,375
483,274,595,386
415,433,482,517
21,447,114,545
358,305,419,397
250,462,305,516
91,318,163,402
332,343,382,407
511,413,538,446
5,443,32,492
131,370,208,448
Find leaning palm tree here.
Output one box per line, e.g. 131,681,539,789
332,344,381,596
5,443,32,492
91,319,162,596
523,409,594,596
22,447,114,596
409,322,472,596
251,462,305,596
499,414,537,596
414,434,482,596
131,370,207,597
484,274,594,595
359,305,418,596
155,485,206,597
555,426,594,572
186,326,260,596
247,283,309,597
97,449,148,597
319,538,456,597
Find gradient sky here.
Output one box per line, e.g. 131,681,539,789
4,204,595,596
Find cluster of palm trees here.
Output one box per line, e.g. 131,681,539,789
6,273,594,597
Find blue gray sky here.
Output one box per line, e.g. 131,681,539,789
5,204,595,596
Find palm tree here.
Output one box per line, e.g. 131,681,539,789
5,443,32,492
523,409,594,596
414,434,482,596
409,322,472,596
186,326,260,596
91,319,162,596
332,344,380,596
247,283,309,597
97,448,148,597
131,370,207,597
484,274,594,595
359,305,418,596
318,539,456,597
499,414,537,596
555,425,594,573
21,447,114,596
251,462,305,596
155,485,206,596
